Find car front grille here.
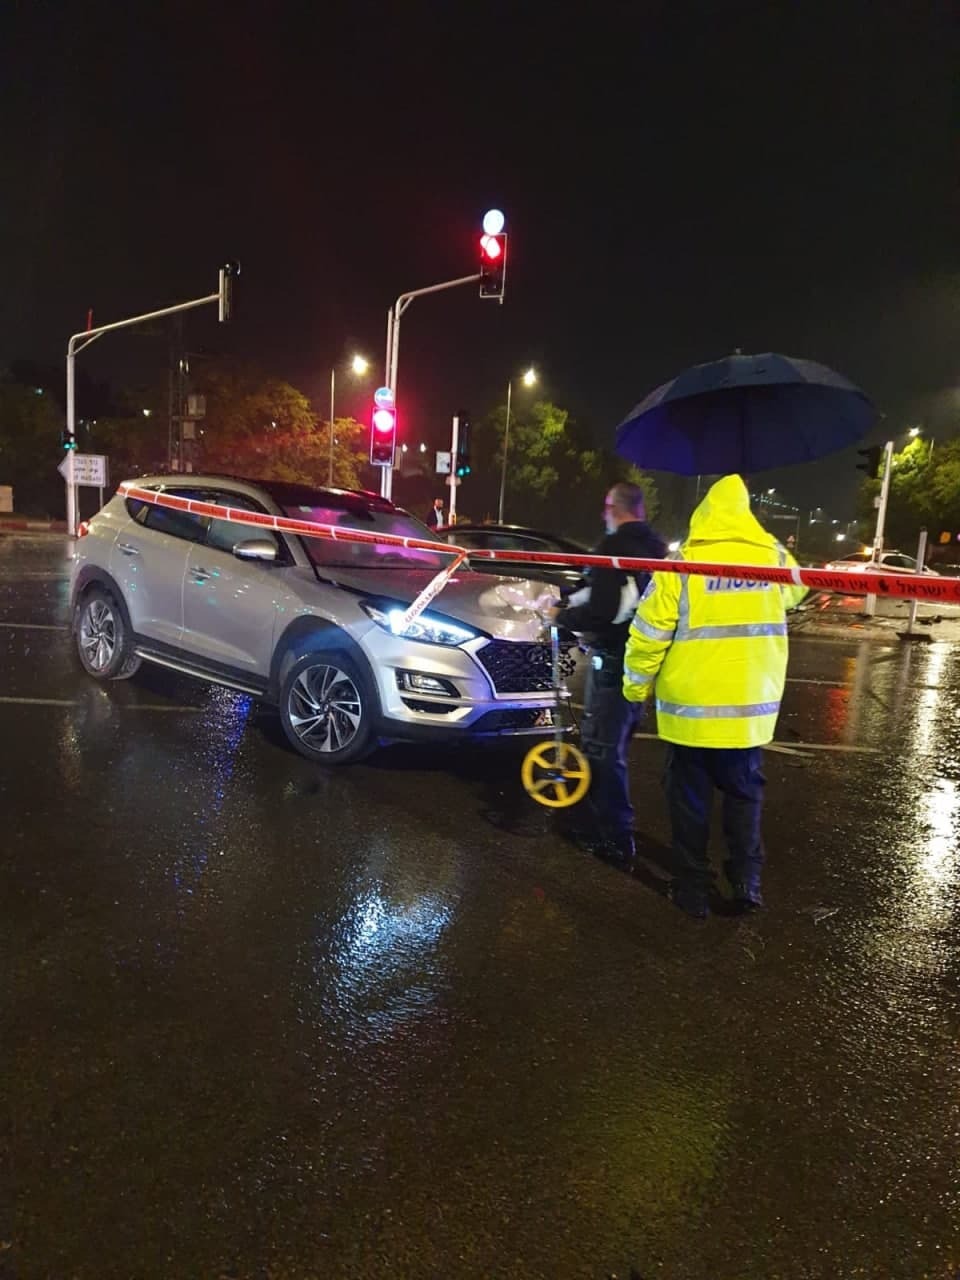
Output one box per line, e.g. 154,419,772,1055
476,639,577,694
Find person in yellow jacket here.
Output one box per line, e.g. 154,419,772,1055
622,475,807,918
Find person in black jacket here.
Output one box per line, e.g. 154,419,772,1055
553,481,666,866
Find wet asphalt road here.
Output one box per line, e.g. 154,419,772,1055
2,536,959,1280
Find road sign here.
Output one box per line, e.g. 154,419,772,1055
374,386,395,409
57,453,108,487
436,450,452,474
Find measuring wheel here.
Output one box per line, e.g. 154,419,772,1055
521,740,591,809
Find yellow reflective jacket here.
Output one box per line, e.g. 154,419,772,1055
622,475,808,748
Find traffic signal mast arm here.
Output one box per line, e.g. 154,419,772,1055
380,211,506,502
64,265,238,534
381,272,481,501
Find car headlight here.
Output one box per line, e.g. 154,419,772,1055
360,601,478,647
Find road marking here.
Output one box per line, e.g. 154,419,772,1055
785,677,846,686
0,696,77,706
0,622,69,631
628,730,880,754
0,695,201,712
122,704,203,712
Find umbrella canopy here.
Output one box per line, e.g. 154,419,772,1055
615,352,876,476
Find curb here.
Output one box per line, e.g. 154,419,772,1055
790,615,955,644
0,519,69,534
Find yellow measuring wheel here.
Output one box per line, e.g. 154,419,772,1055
521,739,591,808
519,618,592,808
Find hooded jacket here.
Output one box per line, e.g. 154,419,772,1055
622,475,808,748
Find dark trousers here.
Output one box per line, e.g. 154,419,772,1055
580,652,642,840
663,745,766,892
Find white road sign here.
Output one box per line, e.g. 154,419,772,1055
57,453,109,487
436,450,452,474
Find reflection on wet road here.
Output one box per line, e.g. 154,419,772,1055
1,537,959,1278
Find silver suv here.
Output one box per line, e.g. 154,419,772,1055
70,475,576,764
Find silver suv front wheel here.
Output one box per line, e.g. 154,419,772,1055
279,650,376,765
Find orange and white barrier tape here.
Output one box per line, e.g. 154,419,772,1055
116,483,960,623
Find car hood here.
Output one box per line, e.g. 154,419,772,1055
322,565,557,641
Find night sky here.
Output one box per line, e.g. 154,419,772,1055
2,0,956,518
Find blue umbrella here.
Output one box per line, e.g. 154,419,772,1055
615,352,876,476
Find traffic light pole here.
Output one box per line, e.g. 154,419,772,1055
448,414,460,525
863,439,894,618
64,268,235,535
381,272,480,502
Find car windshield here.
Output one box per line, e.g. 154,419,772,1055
280,504,451,571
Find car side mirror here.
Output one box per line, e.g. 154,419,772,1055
233,538,278,563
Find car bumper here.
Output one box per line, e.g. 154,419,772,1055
365,632,569,741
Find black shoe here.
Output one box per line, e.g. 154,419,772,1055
592,832,636,870
668,880,709,919
729,882,764,912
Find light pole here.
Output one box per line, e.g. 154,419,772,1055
328,354,369,486
498,366,537,524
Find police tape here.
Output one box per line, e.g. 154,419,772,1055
116,483,960,625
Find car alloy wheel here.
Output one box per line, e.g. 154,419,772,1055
79,597,118,673
287,661,363,755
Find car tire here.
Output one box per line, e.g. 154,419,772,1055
74,587,141,681
279,650,377,765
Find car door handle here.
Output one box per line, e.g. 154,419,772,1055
117,541,140,556
189,565,213,580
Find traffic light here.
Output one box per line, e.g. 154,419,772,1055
479,210,507,301
455,412,471,477
370,404,397,466
479,233,507,300
856,446,883,477
60,429,77,451
218,260,240,323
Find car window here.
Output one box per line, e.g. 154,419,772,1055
448,530,490,548
280,503,450,570
883,554,915,570
206,491,281,557
129,487,209,544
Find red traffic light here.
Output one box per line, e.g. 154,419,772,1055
370,404,397,466
480,234,502,261
479,232,507,301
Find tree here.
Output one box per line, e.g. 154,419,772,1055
192,363,370,489
0,378,64,514
857,435,960,551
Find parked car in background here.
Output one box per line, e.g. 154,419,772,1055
439,523,590,593
822,550,940,575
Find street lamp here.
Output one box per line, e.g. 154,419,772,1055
498,366,537,523
329,354,370,485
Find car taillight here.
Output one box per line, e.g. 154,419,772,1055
77,521,90,538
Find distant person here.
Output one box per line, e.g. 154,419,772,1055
426,498,445,529
622,475,808,918
553,481,666,866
